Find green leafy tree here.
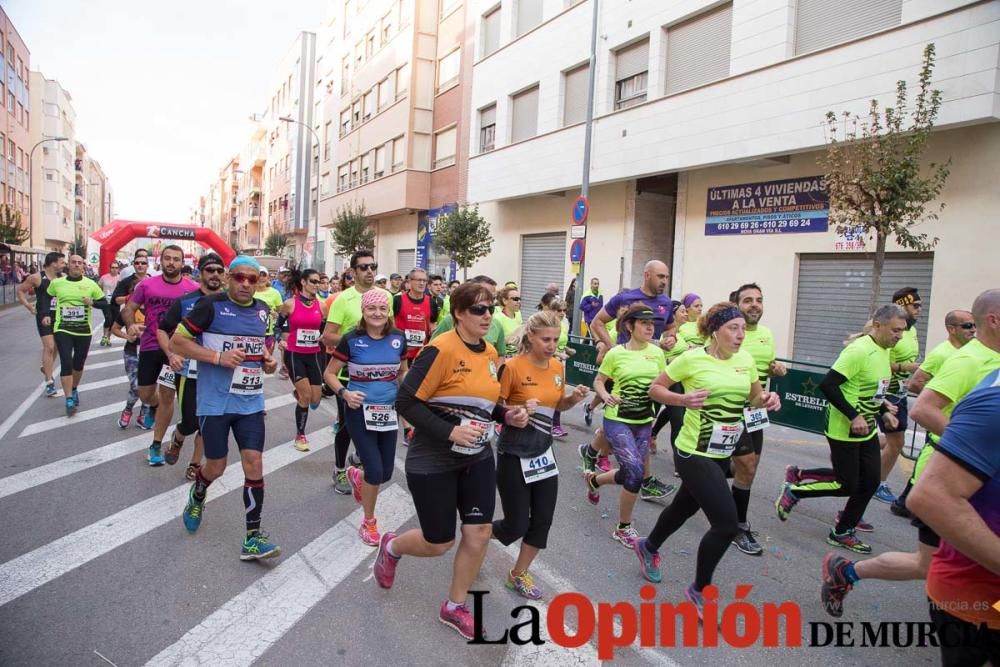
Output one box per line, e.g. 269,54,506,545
819,43,951,315
68,233,88,257
330,202,376,256
0,204,29,245
263,232,290,256
433,204,493,281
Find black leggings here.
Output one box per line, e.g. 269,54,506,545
790,435,880,533
493,451,558,550
54,332,92,377
651,383,684,448
334,394,352,469
647,453,737,591
176,376,199,437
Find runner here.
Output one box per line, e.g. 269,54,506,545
874,287,924,504
254,267,284,352
582,303,625,432
493,310,591,599
388,272,403,296
16,251,65,397
317,274,331,299
374,281,527,640
171,256,281,560
635,302,781,619
431,275,506,356
97,262,121,346
584,304,667,548
729,283,787,556
321,249,393,495
650,300,688,454
110,287,144,428
324,289,408,544
46,255,105,415
393,268,438,444
276,268,329,452
543,297,574,438
776,304,907,554
494,286,523,358
428,273,445,321
677,294,705,346
158,254,226,478
121,245,198,464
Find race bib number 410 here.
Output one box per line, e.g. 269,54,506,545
520,446,558,483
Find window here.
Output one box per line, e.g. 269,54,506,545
516,0,543,37
355,41,363,67
377,77,394,110
396,63,410,99
361,152,371,182
321,172,330,196
341,55,350,94
434,126,457,168
324,121,332,159
481,7,501,57
45,171,54,181
350,159,359,187
615,39,648,109
366,31,376,58
437,49,460,90
352,100,361,124
363,90,375,119
562,63,589,125
664,4,732,95
391,136,405,171
479,104,496,152
795,0,901,55
374,145,386,177
381,11,394,44
338,165,348,191
510,85,539,143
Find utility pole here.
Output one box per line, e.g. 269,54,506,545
572,0,599,336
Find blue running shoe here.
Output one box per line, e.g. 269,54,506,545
873,482,896,504
45,382,57,398
241,531,281,560
143,406,156,430
71,388,79,406
182,485,204,532
148,444,165,466
634,538,662,583
65,397,77,416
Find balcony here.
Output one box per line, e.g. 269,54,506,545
323,168,429,219
74,184,84,200
248,206,261,222
74,160,82,172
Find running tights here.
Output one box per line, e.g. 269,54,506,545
790,435,880,533
334,394,351,468
54,332,91,376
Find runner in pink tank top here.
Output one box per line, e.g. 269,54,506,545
276,268,329,451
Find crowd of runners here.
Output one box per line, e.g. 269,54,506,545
14,248,999,665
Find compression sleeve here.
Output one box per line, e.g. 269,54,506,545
820,369,859,421
395,346,454,443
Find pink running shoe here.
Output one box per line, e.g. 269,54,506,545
359,517,380,546
583,471,600,506
596,455,611,473
347,465,364,503
373,532,400,589
439,600,478,640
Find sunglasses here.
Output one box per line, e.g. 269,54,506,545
354,262,378,272
556,309,567,313
133,261,148,266
509,296,521,302
954,322,976,330
467,304,495,316
230,273,257,285
202,267,224,275
307,279,320,285
344,274,355,281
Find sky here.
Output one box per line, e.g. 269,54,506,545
5,0,325,223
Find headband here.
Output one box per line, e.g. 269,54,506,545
682,293,701,308
707,306,743,334
228,256,261,273
362,288,389,309
198,253,224,271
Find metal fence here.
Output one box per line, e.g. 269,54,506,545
1,282,19,306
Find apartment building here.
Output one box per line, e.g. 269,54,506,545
316,0,473,278
452,0,1000,363
1,9,32,241
74,143,109,237
28,72,77,251
233,125,267,253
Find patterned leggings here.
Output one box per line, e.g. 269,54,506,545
123,351,139,407
603,417,651,493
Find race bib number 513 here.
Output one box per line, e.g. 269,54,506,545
230,366,264,395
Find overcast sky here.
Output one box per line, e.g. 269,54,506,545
6,0,324,223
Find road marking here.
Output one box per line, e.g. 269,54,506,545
85,346,124,358
0,395,300,500
145,484,415,666
0,429,334,607
0,381,45,442
19,400,126,437
75,359,122,372
76,376,129,393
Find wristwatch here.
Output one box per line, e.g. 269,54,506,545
337,387,346,398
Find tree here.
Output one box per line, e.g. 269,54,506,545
432,204,493,281
819,43,951,316
67,233,87,257
0,204,29,245
330,202,375,256
263,232,290,256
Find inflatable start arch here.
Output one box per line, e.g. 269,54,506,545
86,220,236,275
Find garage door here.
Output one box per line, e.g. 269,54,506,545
396,249,416,276
792,253,933,366
519,233,567,313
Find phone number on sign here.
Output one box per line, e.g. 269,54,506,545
712,218,816,234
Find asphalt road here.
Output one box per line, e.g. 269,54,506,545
0,305,940,666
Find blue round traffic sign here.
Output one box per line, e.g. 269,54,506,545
570,239,585,263
572,196,589,225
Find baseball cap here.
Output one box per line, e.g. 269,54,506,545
375,274,388,283
390,272,402,280
623,307,660,322
198,253,224,271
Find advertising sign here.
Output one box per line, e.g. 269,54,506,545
416,205,457,282
705,176,828,236
769,366,830,436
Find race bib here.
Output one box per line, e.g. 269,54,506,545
62,305,85,322
520,446,558,483
157,365,177,389
187,359,198,379
743,407,770,433
874,378,890,401
451,418,493,455
230,366,264,395
706,422,745,456
404,329,425,347
295,328,320,347
364,403,398,432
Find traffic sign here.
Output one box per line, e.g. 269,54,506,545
570,239,585,263
570,225,586,239
572,196,589,225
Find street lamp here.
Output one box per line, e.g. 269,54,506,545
28,136,70,248
279,115,320,268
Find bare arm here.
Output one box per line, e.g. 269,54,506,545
557,383,590,412
907,369,932,396
590,309,613,349
910,389,951,438
320,322,343,350
16,275,38,313
748,380,781,411
121,299,140,332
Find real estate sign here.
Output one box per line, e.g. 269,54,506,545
705,175,829,236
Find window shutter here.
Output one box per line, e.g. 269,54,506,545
511,86,539,143
665,3,733,95
516,0,543,37
563,64,589,126
480,104,496,128
616,39,649,81
482,9,501,56
795,0,902,55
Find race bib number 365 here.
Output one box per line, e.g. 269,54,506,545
230,366,264,395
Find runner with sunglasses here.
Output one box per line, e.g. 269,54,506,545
277,268,329,452
393,268,439,444
495,286,523,358
16,251,65,398
254,268,284,355
431,275,507,357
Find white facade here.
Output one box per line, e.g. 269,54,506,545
29,72,77,250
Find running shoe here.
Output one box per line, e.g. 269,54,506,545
164,431,183,465
241,531,282,560
148,444,165,466
333,468,351,495
596,455,611,473
837,511,874,533
634,538,662,583
65,397,77,416
612,524,639,549
639,477,675,502
278,366,289,380
551,426,568,439
583,471,600,505
330,421,341,435
348,452,363,468
373,532,400,589
439,600,477,640
685,584,708,623
826,529,872,554
404,427,415,447
359,517,380,546
100,335,110,346
347,466,364,504
136,405,151,430
182,485,204,532
583,403,593,427
117,406,133,429
505,570,543,600
873,482,896,504
44,382,57,398
732,527,763,556
889,499,913,518
821,553,854,618
784,465,801,485
144,406,156,430
185,463,200,481
578,443,597,473
72,388,79,406
775,483,798,521
294,434,310,452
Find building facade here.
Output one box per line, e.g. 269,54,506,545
437,0,1000,361
1,9,32,243
28,72,77,251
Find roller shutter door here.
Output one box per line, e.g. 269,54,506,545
792,253,933,366
396,248,416,276
520,233,566,313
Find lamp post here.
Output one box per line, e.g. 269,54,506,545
279,115,320,268
28,136,70,248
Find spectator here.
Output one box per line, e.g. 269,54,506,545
579,277,604,335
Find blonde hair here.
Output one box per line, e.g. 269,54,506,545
513,310,562,354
